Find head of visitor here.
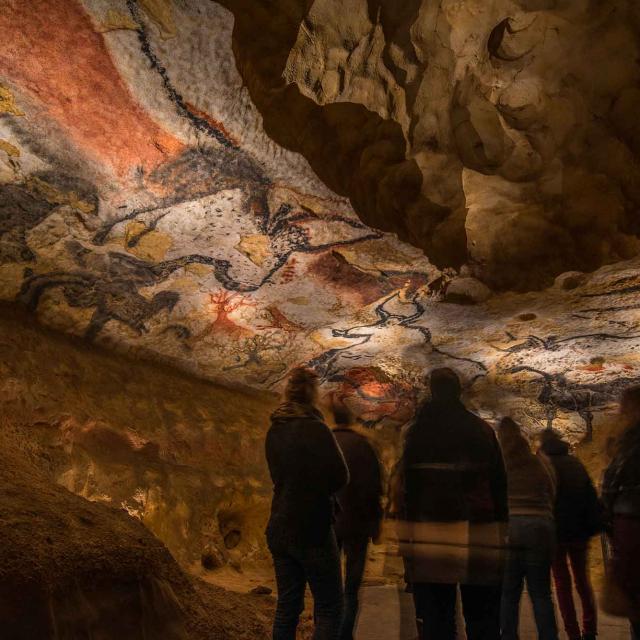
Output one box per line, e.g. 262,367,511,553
429,367,461,404
614,385,640,457
331,396,353,428
538,428,570,457
620,384,640,427
604,435,618,462
284,366,319,407
497,417,531,463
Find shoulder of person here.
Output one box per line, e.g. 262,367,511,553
266,419,285,435
565,452,589,472
554,451,587,480
306,416,337,437
537,451,557,477
333,426,355,436
468,410,497,438
411,400,436,425
335,425,375,446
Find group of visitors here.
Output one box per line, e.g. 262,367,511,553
264,366,640,640
265,367,383,640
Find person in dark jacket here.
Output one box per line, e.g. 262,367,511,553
539,429,601,640
399,368,508,640
266,367,349,640
602,386,640,640
331,400,384,640
498,418,558,640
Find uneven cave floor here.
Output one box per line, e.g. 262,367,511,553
0,421,302,640
204,546,633,640
202,541,630,640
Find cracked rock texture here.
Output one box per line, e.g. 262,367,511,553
0,411,287,640
0,305,276,571
0,0,640,577
279,0,640,288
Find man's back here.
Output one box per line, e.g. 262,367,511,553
542,436,599,541
402,399,507,524
399,369,508,638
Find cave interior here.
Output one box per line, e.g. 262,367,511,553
1,0,639,637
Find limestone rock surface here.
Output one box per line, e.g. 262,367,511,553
0,1,639,580
444,277,492,304
0,417,283,640
276,0,640,288
0,0,638,438
0,305,275,570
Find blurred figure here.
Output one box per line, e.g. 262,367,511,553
498,418,558,640
400,368,508,640
266,367,349,640
539,430,602,640
602,386,640,639
331,400,384,640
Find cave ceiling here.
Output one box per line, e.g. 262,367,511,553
1,0,640,438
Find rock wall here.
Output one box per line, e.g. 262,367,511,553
0,0,639,529
0,416,283,639
278,0,640,288
0,304,276,569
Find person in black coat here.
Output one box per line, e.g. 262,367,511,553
331,400,383,640
399,368,508,640
266,367,349,640
539,430,601,640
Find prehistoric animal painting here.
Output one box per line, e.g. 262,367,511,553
0,0,639,440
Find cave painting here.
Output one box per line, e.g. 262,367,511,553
282,0,640,289
0,0,639,443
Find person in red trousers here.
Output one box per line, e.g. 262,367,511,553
539,430,603,640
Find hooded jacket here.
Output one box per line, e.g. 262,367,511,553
540,434,602,541
265,402,349,549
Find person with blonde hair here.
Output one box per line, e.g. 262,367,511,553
498,417,558,640
266,367,349,640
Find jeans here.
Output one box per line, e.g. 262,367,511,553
412,582,502,640
270,531,343,640
501,515,558,640
552,540,597,639
338,537,368,640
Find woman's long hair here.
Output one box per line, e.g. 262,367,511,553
498,417,534,470
284,367,319,406
498,417,551,489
